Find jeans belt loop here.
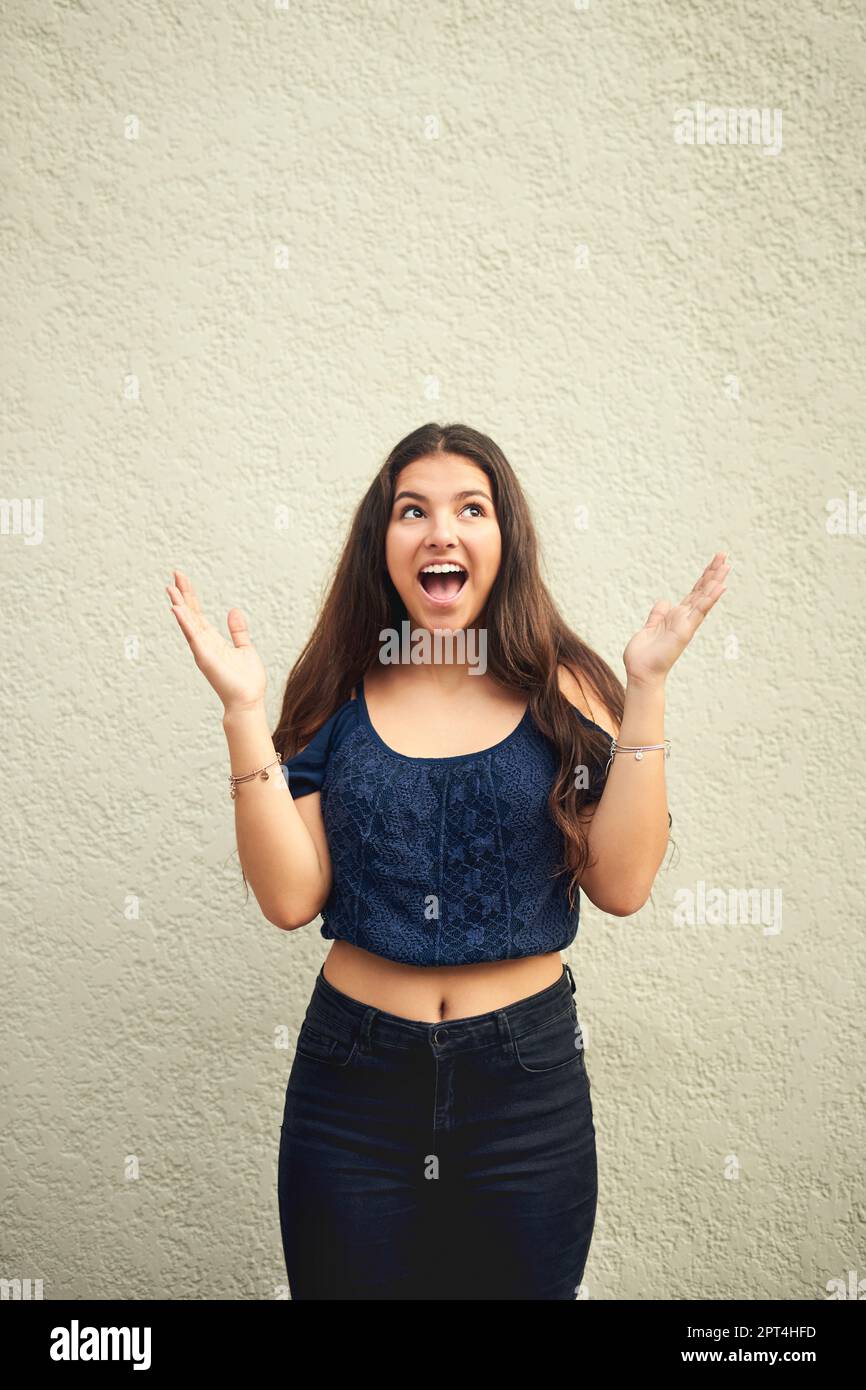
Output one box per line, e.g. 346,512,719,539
358,1006,377,1057
494,1008,514,1057
564,961,577,995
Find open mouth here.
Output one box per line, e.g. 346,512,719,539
417,562,468,604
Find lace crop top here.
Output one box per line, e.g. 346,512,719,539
280,678,613,968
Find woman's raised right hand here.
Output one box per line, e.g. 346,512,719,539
166,569,267,715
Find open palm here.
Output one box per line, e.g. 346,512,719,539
166,569,266,713
623,551,731,686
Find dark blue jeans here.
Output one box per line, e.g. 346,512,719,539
278,961,597,1300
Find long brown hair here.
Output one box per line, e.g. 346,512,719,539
262,422,671,908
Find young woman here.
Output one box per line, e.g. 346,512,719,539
167,422,729,1300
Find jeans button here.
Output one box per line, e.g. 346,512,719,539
433,1027,448,1045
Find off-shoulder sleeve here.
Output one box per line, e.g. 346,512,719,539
280,697,357,799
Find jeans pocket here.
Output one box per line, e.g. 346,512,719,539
295,1014,358,1068
511,1001,586,1075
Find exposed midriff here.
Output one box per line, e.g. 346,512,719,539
323,940,564,1022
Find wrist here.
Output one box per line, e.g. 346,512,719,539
222,699,268,728
625,672,667,693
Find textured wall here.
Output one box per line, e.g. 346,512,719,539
1,0,863,1301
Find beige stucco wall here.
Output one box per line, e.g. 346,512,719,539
1,0,863,1301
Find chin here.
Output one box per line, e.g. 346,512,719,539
408,605,486,634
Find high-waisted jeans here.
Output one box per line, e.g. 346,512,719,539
277,959,598,1300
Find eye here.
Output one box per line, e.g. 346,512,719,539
396,501,487,520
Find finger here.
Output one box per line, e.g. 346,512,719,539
702,551,727,574
683,579,727,621
173,569,204,618
166,581,198,626
678,556,731,611
167,592,201,649
683,556,733,600
643,598,672,627
165,582,213,649
226,607,253,649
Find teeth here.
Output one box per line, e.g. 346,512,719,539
420,563,467,575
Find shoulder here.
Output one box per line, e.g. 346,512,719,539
309,689,360,750
281,690,360,795
556,664,620,740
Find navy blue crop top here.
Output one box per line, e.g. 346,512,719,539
280,679,614,967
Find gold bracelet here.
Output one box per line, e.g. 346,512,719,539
229,755,283,800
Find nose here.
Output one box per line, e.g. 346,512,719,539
424,510,458,549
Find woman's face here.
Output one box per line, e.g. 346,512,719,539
385,453,502,631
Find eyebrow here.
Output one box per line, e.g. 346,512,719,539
393,489,493,506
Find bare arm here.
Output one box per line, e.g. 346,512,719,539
165,567,330,931
223,702,332,929
561,551,731,916
573,678,669,916
558,664,665,915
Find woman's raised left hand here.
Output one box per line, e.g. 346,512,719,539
622,551,731,687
